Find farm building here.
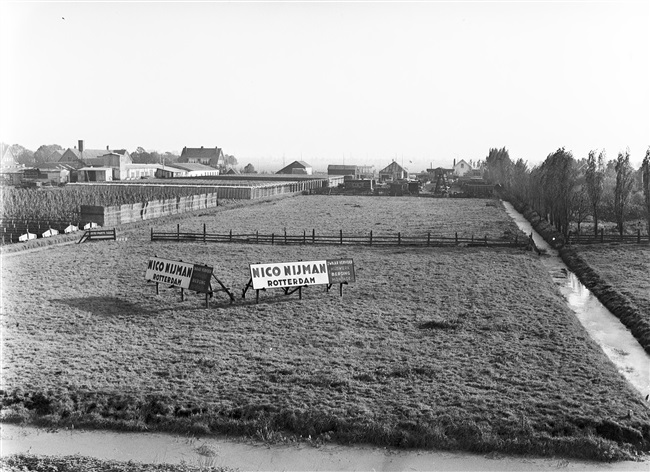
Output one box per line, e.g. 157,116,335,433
77,167,113,182
277,160,313,175
165,163,220,177
124,164,162,180
59,141,134,180
327,164,375,180
378,162,408,182
0,169,24,186
453,159,472,177
31,163,76,184
179,146,225,168
156,165,188,179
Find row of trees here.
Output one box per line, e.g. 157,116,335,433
2,143,240,169
483,146,650,237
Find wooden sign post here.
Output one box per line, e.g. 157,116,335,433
145,256,234,307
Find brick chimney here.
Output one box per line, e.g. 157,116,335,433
78,140,84,152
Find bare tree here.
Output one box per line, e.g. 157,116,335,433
613,149,635,236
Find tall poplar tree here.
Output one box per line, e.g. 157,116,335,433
613,149,635,236
642,147,650,235
585,150,606,236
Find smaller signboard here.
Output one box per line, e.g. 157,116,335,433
189,264,213,293
145,257,213,293
326,259,355,284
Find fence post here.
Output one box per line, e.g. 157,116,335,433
203,223,206,243
272,233,275,245
177,224,180,242
256,230,259,244
340,229,343,245
312,228,315,244
284,229,287,245
427,232,430,246
638,229,641,244
303,230,306,245
484,234,488,246
455,232,458,244
370,230,373,246
600,228,604,243
398,232,401,245
229,229,232,242
151,227,153,241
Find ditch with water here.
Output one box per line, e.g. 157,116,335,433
1,202,649,471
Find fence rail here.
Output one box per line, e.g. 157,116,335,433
567,229,649,245
151,224,532,249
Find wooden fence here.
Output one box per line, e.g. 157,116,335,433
566,229,649,245
151,224,532,249
0,218,82,245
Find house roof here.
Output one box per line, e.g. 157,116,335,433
454,159,471,167
277,160,312,174
78,167,113,172
34,162,75,171
180,147,223,159
168,163,218,172
125,164,163,170
379,161,407,174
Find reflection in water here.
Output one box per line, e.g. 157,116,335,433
502,201,650,397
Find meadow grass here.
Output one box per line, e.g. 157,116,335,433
1,196,649,461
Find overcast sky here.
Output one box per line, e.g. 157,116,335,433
1,1,648,171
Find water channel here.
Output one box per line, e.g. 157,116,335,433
502,201,650,397
2,202,649,471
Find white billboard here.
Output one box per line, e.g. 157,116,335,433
250,260,330,290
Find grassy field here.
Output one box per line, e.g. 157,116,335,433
179,195,524,239
1,197,649,461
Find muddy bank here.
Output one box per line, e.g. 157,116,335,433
507,198,650,355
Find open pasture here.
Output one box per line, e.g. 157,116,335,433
1,197,649,461
172,195,525,239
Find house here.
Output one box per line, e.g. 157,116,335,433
225,168,240,175
179,146,225,168
277,160,313,175
166,162,220,177
1,144,19,169
378,161,408,182
453,159,472,177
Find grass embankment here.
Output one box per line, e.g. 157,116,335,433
0,454,234,472
507,198,650,354
561,246,650,354
1,197,649,461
